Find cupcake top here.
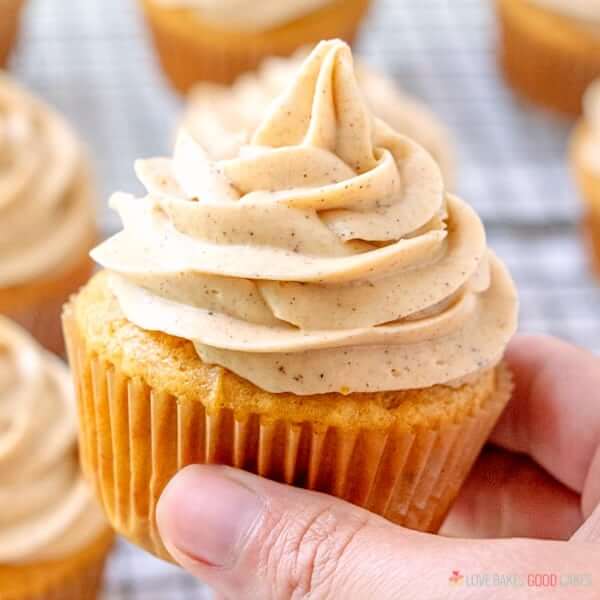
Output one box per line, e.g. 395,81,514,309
0,317,106,564
183,49,456,187
93,40,518,395
580,81,600,174
152,0,335,31
528,0,600,23
0,74,94,288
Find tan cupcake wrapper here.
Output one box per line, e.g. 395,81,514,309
140,0,371,92
64,305,513,563
0,0,25,67
0,529,113,600
496,0,600,116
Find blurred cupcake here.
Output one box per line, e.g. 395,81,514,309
0,0,25,66
63,40,517,561
139,0,372,91
183,49,456,187
0,316,113,600
571,81,600,276
0,74,97,355
496,0,600,115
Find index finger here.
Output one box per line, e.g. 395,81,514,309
492,334,600,499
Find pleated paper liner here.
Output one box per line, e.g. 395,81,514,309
0,529,114,600
0,243,94,356
0,0,24,67
64,305,513,563
140,0,371,92
496,0,600,116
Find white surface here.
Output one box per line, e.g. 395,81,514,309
7,0,600,597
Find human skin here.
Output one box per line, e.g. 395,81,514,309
157,335,600,599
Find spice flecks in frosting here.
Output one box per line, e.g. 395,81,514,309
0,75,94,287
93,40,518,395
0,317,106,564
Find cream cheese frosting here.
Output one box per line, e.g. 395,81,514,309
93,40,518,395
528,0,600,23
0,317,106,565
183,49,456,187
153,0,335,31
0,74,95,288
581,80,600,175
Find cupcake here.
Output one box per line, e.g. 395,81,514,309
0,0,25,66
0,316,113,600
139,0,372,91
496,0,600,115
0,74,97,355
571,81,600,276
183,49,456,187
63,40,518,562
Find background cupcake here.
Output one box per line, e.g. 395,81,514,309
139,0,372,91
64,41,518,562
496,0,600,115
183,48,456,187
0,0,25,66
0,316,113,600
571,81,600,276
0,74,97,355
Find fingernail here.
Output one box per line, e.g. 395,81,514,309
157,466,262,567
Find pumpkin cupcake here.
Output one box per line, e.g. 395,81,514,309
183,49,456,187
0,316,113,600
63,40,518,562
571,81,600,276
139,0,372,91
0,74,97,355
0,0,25,66
496,0,600,116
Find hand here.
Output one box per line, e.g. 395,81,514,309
157,335,600,599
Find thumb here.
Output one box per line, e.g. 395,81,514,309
156,464,432,599
157,465,600,599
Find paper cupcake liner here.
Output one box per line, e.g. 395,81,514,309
496,0,600,116
64,307,512,563
1,239,94,357
140,0,371,92
1,530,113,600
0,0,25,66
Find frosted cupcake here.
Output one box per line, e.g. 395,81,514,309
184,49,456,187
571,81,600,276
0,74,97,355
497,0,600,115
139,0,372,91
0,316,113,600
63,40,518,562
0,0,25,66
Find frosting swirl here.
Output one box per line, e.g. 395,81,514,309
184,49,456,186
0,317,106,564
152,0,335,31
0,74,95,288
528,0,600,24
93,40,518,395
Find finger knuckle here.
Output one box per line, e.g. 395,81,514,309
258,504,368,600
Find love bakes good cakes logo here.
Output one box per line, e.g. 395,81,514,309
448,571,592,589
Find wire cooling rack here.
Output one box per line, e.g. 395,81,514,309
8,0,600,598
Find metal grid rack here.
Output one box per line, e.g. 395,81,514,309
8,0,600,597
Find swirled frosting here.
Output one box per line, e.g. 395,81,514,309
93,40,518,395
528,0,600,23
183,49,456,187
0,317,107,565
0,74,95,288
581,81,600,175
153,0,335,31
